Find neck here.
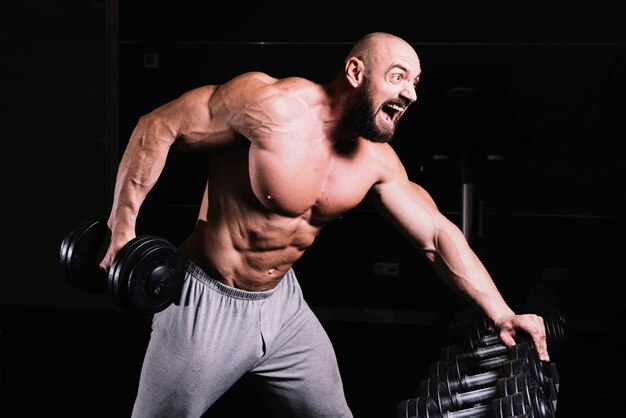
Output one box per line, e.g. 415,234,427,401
323,78,361,147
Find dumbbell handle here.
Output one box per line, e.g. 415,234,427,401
441,337,546,375
441,345,534,375
430,373,541,413
441,342,509,364
426,358,528,395
455,332,502,352
451,385,497,409
475,353,510,372
448,386,552,418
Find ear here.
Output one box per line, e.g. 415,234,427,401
345,56,365,88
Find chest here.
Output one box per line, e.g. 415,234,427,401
248,138,379,222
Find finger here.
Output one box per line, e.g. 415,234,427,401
499,330,516,348
99,252,114,272
535,335,550,361
527,315,551,361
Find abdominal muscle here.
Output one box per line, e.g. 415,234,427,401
178,203,321,291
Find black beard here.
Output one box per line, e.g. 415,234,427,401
352,81,396,144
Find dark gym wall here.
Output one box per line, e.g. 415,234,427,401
0,1,110,309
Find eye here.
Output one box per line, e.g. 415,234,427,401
390,73,402,84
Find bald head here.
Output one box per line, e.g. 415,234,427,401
346,32,420,72
336,32,421,143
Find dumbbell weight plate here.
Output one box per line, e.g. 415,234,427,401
398,396,439,418
108,235,184,315
126,238,185,314
59,216,108,293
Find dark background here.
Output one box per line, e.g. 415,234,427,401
1,0,625,416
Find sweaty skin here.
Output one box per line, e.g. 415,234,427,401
100,32,550,361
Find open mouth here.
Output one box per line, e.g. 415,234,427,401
382,103,406,124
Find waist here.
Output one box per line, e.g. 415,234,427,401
178,227,302,291
182,257,286,299
178,246,292,292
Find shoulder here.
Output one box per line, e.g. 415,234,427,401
208,72,321,140
364,141,408,185
214,72,319,121
220,72,316,103
247,74,319,113
220,71,276,90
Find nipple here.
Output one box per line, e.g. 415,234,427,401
266,194,273,200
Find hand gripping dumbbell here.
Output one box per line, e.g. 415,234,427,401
422,343,559,413
59,215,185,315
398,386,553,418
444,303,569,372
439,310,566,374
444,307,567,354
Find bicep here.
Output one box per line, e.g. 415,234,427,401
369,178,444,252
164,85,242,150
150,78,263,151
135,72,277,152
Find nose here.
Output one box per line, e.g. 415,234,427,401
401,82,417,103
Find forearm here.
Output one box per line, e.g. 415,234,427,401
424,218,514,324
108,115,174,236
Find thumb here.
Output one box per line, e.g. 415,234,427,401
499,329,517,348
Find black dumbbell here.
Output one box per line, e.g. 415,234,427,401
439,310,566,373
444,307,567,356
429,342,559,395
59,215,185,315
440,339,508,369
398,386,553,418
435,341,560,412
422,347,559,413
418,372,544,414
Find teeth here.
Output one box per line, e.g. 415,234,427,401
388,104,404,111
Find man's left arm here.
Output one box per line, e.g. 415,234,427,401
368,152,550,361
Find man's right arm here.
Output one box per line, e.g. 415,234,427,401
99,71,284,270
99,84,235,271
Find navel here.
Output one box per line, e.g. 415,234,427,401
268,268,276,275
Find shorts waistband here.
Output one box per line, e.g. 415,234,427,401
184,259,278,300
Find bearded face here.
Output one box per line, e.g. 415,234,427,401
352,77,403,144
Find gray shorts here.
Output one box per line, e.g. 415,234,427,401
132,260,353,418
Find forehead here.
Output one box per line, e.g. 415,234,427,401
375,40,421,78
